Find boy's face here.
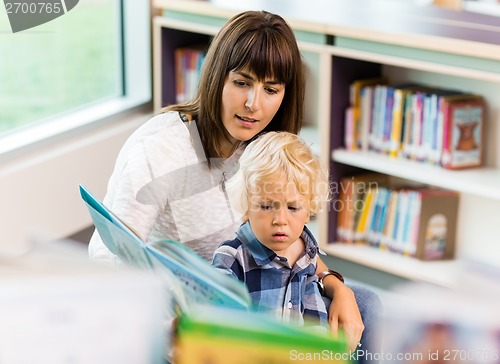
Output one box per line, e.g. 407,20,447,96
244,181,310,259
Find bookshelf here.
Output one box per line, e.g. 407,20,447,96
152,0,500,287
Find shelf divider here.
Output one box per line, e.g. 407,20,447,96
332,149,500,201
323,243,460,288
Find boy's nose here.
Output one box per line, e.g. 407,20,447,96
273,208,287,225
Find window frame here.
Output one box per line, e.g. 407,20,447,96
0,0,152,157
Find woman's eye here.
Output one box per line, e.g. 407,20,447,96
265,87,279,95
260,205,272,211
233,80,247,87
288,206,299,211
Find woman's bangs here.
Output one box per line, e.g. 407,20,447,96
230,33,293,84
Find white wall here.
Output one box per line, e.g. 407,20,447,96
0,108,152,256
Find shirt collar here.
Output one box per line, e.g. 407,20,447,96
236,221,319,266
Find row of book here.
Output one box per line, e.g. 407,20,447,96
344,77,486,170
174,46,206,103
336,173,458,260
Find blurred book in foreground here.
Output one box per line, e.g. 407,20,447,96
380,260,500,363
0,238,167,364
174,305,353,364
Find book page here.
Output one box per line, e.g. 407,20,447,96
147,240,251,311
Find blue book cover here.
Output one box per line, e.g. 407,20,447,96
79,185,252,314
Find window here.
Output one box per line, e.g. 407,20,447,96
0,0,151,154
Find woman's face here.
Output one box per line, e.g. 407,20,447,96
221,70,285,154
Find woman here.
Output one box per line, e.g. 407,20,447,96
89,10,379,354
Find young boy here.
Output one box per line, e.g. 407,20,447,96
212,131,333,330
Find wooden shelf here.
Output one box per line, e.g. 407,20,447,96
332,149,500,201
323,243,460,288
326,45,500,83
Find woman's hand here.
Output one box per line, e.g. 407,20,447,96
316,256,364,351
324,275,364,351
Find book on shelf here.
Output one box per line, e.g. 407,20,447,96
379,188,400,252
346,77,388,151
419,88,464,165
389,85,410,158
174,46,206,103
440,94,485,170
403,86,439,161
336,174,459,260
344,106,355,151
79,184,252,317
368,186,391,247
370,84,388,152
353,187,375,244
386,83,429,158
359,84,374,151
413,188,458,260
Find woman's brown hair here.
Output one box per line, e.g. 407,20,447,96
166,10,306,161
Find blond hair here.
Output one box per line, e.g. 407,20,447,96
226,131,330,217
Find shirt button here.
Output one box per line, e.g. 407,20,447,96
287,301,292,309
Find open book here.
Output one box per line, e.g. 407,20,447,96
79,185,252,316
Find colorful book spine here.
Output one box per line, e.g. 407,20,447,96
344,106,355,150
174,46,206,103
389,89,405,158
347,77,388,150
354,188,375,244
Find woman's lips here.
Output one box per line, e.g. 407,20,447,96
237,114,258,127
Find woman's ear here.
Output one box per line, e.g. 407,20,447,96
242,213,249,222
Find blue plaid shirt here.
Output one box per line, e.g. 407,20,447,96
212,222,329,330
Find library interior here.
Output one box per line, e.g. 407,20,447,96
2,0,500,363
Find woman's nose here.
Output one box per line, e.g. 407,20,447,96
245,87,261,112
